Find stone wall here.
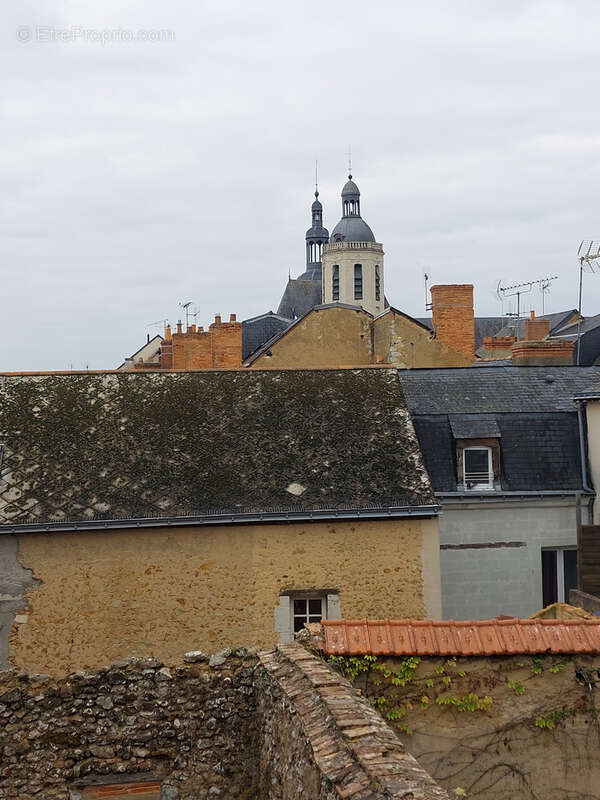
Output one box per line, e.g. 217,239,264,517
249,305,374,368
0,649,260,800
9,518,436,674
0,644,448,800
373,309,471,368
258,644,448,799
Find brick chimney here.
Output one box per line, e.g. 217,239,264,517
482,336,517,359
430,284,475,360
209,313,243,369
524,310,550,342
511,339,574,366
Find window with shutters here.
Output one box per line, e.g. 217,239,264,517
332,265,340,300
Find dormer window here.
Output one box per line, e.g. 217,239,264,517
463,447,493,490
449,414,501,492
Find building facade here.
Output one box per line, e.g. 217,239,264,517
0,369,441,674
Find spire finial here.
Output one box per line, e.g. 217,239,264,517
315,159,319,198
348,145,352,180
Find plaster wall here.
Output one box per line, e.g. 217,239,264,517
585,401,600,523
438,498,578,619
9,517,440,674
322,242,384,317
249,306,373,369
373,311,472,368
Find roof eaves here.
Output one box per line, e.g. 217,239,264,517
1,503,441,535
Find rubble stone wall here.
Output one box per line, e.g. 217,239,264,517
0,650,260,800
0,644,447,800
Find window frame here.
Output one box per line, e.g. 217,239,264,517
354,263,363,300
292,595,326,634
462,445,493,490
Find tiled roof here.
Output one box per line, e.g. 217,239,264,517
322,619,600,656
0,368,435,529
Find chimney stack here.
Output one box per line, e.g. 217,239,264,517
524,310,550,342
430,284,475,361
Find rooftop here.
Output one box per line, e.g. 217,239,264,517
0,368,435,530
322,618,600,656
399,365,600,414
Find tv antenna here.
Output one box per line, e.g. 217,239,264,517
424,272,432,311
497,277,558,330
178,301,198,328
575,240,600,364
147,318,169,330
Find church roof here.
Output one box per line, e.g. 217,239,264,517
0,369,437,531
277,278,322,319
331,216,376,243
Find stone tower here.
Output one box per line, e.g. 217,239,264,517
321,174,384,316
301,189,329,280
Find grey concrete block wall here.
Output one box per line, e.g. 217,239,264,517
439,498,578,619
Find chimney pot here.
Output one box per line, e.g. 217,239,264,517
229,313,237,322
530,310,535,320
215,314,221,325
176,320,183,335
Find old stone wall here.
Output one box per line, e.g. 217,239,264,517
372,310,471,368
0,644,448,800
249,305,374,368
327,651,600,800
0,649,260,800
258,644,448,800
10,517,435,674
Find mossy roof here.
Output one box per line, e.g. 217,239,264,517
0,369,435,528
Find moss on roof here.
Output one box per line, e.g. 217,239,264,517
0,369,434,526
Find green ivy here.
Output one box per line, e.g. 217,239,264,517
436,693,493,712
507,680,525,696
535,709,570,730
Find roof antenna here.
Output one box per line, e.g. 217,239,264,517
348,145,352,179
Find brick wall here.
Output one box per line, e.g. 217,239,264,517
524,312,550,342
136,316,242,371
430,285,475,361
511,339,574,366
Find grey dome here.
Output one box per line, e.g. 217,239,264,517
331,216,375,243
341,178,360,197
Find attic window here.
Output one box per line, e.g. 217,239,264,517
463,447,493,490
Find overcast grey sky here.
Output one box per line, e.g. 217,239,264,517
2,0,600,370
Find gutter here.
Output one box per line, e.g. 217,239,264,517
0,504,441,535
438,490,592,504
576,400,595,494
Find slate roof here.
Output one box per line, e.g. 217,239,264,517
277,278,322,320
321,619,600,656
0,369,436,530
399,366,600,413
492,310,579,340
241,312,291,360
398,366,597,493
